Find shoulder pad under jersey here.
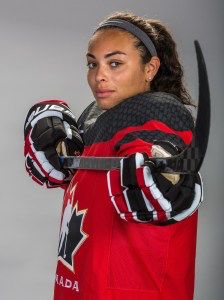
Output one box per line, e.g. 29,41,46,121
77,101,105,137
84,92,194,146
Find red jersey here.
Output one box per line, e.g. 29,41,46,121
54,92,198,300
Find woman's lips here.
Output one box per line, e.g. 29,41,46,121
95,90,115,98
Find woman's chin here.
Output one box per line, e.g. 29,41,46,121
96,97,119,110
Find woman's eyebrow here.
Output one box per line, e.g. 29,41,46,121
86,51,127,59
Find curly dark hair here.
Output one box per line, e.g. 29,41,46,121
92,11,194,106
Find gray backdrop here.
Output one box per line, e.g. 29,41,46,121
0,0,223,299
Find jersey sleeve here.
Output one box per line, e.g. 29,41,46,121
110,93,194,157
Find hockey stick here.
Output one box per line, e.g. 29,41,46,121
60,40,210,174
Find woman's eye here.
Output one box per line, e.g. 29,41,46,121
110,61,121,67
86,62,96,69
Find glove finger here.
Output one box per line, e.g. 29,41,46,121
64,122,84,154
31,117,66,149
168,186,195,212
121,153,145,187
159,173,197,213
139,182,172,222
124,187,153,213
25,154,65,188
25,154,46,186
124,188,155,222
44,147,63,171
28,145,66,184
170,173,203,217
43,147,72,183
171,181,203,222
137,166,172,212
107,169,156,222
107,169,133,215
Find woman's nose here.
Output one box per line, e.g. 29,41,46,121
95,65,108,82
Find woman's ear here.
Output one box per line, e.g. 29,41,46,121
144,56,160,82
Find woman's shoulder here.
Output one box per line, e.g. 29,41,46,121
109,91,194,131
147,91,194,130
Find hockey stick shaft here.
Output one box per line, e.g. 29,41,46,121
60,155,194,174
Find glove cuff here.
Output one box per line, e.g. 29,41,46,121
35,99,69,107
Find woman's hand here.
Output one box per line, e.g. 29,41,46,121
107,152,203,224
24,100,84,188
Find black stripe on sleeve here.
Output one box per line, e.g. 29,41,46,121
115,130,186,152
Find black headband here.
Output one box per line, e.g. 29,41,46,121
95,19,158,57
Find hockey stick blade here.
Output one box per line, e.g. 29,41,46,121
61,40,210,173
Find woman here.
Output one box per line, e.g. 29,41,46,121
24,11,202,300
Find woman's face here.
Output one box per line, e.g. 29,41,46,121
86,29,151,110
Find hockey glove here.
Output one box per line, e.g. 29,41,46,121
107,151,203,224
24,100,84,188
